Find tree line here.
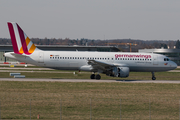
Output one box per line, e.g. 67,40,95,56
0,38,178,52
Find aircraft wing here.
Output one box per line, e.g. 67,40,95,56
87,60,128,71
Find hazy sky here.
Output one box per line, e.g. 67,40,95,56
0,0,180,40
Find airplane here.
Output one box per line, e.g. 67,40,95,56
4,22,177,80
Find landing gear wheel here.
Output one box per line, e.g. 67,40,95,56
151,72,156,80
152,77,156,80
90,74,95,79
95,74,101,80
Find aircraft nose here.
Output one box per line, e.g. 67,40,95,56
171,62,177,69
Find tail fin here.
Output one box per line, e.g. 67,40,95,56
7,22,37,55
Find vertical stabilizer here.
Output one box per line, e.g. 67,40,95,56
7,22,38,55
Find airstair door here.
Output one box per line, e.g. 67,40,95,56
39,52,44,63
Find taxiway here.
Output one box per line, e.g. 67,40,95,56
0,78,180,83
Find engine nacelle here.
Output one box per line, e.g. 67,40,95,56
118,67,129,77
107,67,129,78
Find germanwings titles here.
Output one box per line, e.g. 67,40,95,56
4,22,177,80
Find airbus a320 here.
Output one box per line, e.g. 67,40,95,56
4,22,177,80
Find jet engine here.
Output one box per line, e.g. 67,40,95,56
106,67,129,78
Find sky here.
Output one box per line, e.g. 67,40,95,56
0,0,180,40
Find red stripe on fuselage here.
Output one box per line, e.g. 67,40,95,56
7,23,20,54
17,24,31,55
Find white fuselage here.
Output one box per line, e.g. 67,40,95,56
4,49,177,72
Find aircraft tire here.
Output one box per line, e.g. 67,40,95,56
95,74,101,80
90,74,95,79
152,77,156,80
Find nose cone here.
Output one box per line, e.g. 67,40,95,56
171,62,177,70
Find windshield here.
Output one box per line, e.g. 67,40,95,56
164,58,170,61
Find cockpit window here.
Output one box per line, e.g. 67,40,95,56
164,58,170,61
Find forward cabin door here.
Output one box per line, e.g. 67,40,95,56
153,55,158,65
39,52,44,63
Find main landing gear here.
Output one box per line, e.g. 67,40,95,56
151,72,156,80
90,74,101,80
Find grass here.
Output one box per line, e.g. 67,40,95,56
0,66,180,119
0,82,180,119
0,71,180,80
1,65,180,80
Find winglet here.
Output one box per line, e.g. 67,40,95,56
7,22,37,55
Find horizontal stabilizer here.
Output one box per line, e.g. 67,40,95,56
10,52,28,57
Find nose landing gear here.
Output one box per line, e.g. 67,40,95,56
151,72,156,80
